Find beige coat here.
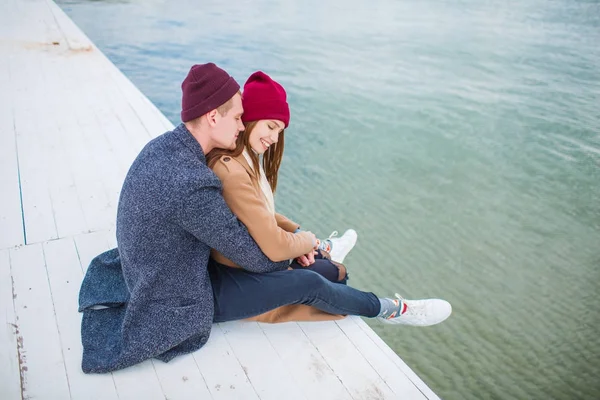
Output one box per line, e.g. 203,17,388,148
210,154,344,323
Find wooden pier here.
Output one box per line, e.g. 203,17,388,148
0,0,440,398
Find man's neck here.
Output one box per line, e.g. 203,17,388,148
184,122,212,154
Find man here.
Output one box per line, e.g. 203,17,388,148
79,63,451,374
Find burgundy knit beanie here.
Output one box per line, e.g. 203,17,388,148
181,63,240,122
241,71,290,128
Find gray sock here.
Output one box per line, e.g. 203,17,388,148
317,239,332,252
378,298,402,318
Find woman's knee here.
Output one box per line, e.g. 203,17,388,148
335,263,347,282
331,261,348,283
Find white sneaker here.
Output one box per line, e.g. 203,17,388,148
378,293,452,327
326,229,358,263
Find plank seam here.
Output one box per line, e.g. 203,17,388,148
150,360,168,399
334,319,401,397
71,237,85,274
296,323,356,400
216,323,262,399
44,0,75,50
255,323,311,400
110,76,157,140
189,353,215,399
2,228,109,251
41,243,73,400
8,57,27,246
352,319,436,399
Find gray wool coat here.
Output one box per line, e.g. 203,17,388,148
78,123,288,373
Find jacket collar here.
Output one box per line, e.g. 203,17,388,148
232,154,254,176
229,153,261,191
173,123,207,165
238,150,257,177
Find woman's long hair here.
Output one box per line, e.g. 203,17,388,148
206,121,285,192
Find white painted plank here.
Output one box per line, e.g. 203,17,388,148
0,0,17,38
49,183,90,238
43,238,119,400
6,0,51,44
66,50,138,176
193,324,259,400
19,0,63,46
84,80,144,173
55,56,120,233
0,249,21,400
100,53,173,137
28,63,89,241
44,38,126,208
258,321,352,400
69,114,125,213
51,38,155,157
110,362,165,400
45,0,93,51
100,75,156,154
74,181,114,234
76,50,151,163
6,15,66,244
38,53,90,238
9,243,70,399
105,61,174,137
218,321,305,400
298,321,397,400
48,0,170,141
0,54,24,249
152,353,213,400
106,88,156,151
10,52,58,244
336,317,428,399
12,46,79,243
66,57,128,206
353,319,441,400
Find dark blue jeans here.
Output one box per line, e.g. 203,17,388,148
209,260,380,322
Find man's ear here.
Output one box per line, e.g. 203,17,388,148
206,109,219,127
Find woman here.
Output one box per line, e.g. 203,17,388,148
206,71,356,323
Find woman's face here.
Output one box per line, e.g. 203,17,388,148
248,119,285,155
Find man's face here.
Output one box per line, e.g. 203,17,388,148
211,93,244,150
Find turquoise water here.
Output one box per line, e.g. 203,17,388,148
58,0,600,398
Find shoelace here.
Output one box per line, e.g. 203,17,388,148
328,231,339,239
395,293,428,320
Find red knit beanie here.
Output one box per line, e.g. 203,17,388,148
181,63,240,122
241,71,290,128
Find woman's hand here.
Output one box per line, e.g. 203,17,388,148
294,231,317,266
295,249,318,267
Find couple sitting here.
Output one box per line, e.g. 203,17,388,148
78,63,452,374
